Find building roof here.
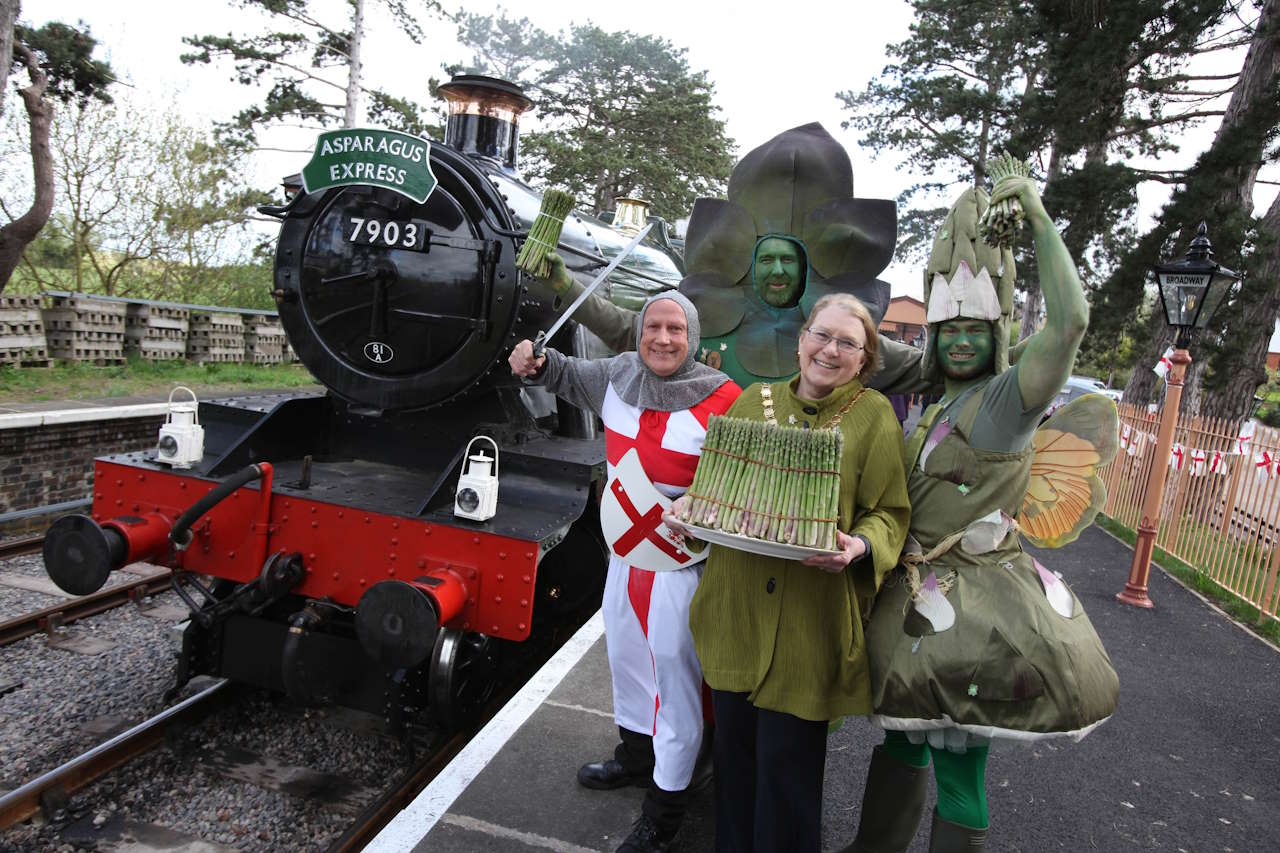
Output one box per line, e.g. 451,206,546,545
882,295,926,326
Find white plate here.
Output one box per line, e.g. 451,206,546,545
683,523,843,561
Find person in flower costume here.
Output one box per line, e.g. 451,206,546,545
538,124,898,389
843,174,1121,853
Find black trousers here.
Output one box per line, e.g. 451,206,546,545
710,690,828,853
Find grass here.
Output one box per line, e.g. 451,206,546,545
0,357,320,404
1096,513,1280,646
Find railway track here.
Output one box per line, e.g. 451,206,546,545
0,534,173,648
0,679,235,830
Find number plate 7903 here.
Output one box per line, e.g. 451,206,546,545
346,217,429,252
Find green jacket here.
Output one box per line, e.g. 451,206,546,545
688,377,910,721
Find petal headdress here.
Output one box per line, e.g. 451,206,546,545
679,123,898,378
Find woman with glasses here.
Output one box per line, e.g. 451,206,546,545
666,290,910,853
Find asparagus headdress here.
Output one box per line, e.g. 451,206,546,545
921,187,1017,384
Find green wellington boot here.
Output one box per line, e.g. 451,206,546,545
840,745,929,853
927,810,988,852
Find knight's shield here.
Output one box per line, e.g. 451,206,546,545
600,448,708,571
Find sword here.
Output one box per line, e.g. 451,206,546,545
531,222,654,358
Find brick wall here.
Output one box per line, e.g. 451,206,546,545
0,416,164,535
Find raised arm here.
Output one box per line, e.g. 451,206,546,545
545,253,638,353
991,177,1089,410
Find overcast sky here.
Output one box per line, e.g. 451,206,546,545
26,0,1280,347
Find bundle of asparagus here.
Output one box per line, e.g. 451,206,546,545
516,189,575,279
680,416,843,551
978,152,1032,249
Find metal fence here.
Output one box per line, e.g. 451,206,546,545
1101,403,1280,619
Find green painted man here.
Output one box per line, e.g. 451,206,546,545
539,124,899,389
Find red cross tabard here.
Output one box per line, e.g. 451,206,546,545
609,479,690,564
605,410,701,488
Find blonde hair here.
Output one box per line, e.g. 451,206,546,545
803,293,882,378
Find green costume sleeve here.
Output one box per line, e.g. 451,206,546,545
552,276,638,354
867,336,937,395
847,398,911,615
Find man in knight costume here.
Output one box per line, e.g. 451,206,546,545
509,292,740,853
844,176,1120,852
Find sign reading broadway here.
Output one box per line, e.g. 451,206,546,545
300,128,437,203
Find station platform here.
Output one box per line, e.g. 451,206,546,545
366,524,1280,852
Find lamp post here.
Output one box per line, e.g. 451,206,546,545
1117,223,1239,608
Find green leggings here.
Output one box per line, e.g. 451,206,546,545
882,730,989,830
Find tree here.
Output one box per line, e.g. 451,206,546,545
838,0,1044,265
0,1,17,116
839,0,1239,343
455,15,735,220
4,93,269,302
1111,0,1280,419
0,18,112,289
181,0,439,150
450,7,557,82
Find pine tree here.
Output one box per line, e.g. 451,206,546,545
180,0,439,150
453,14,734,221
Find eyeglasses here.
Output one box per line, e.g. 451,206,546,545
804,327,864,354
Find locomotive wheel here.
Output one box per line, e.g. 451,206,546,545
429,629,500,729
535,517,608,620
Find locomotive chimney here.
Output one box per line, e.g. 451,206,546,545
437,74,534,173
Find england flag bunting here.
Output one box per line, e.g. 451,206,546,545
1117,419,1271,478
1189,448,1207,477
1256,451,1276,479
1153,346,1176,379
1236,421,1256,456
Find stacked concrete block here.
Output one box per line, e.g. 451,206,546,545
187,311,245,363
243,314,288,364
41,293,126,364
125,303,190,361
0,295,50,366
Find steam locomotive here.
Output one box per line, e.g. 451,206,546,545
41,76,682,727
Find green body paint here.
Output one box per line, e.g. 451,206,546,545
936,319,995,396
752,236,804,308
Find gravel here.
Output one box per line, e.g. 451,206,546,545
0,553,151,620
0,554,418,853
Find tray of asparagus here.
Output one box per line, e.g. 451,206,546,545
678,416,843,559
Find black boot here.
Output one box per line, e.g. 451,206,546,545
580,727,654,790
927,810,987,852
841,745,928,853
616,785,687,852
616,814,674,853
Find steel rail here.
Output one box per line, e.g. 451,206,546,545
325,611,598,852
324,728,470,853
0,534,44,560
0,679,233,829
0,570,174,648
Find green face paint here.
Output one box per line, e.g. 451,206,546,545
936,319,995,381
752,237,803,308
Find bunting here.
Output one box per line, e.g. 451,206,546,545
1256,451,1276,479
1111,420,1275,479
